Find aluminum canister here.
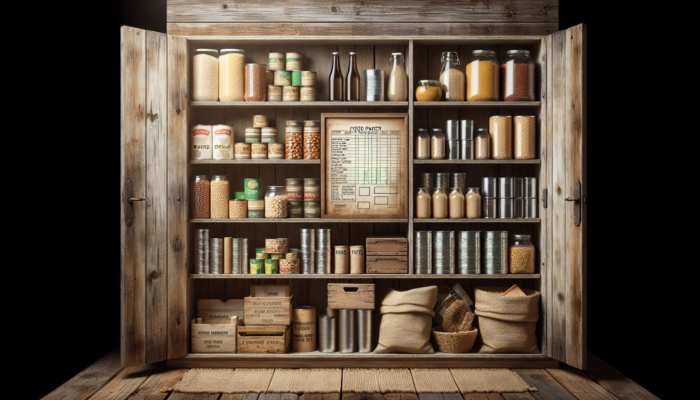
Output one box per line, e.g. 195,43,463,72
460,140,474,160
195,229,210,274
498,198,514,219
483,198,498,218
445,120,460,140
210,238,223,274
447,140,460,160
514,198,525,218
318,315,337,353
499,177,514,199
460,120,475,140
482,177,498,198
524,177,538,198
356,309,372,353
339,309,356,353
457,231,481,274
514,178,524,198
300,228,315,273
484,231,508,274
414,231,432,274
364,69,385,101
525,198,538,218
433,231,455,275
420,173,434,192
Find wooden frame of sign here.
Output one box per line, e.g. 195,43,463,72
320,113,408,219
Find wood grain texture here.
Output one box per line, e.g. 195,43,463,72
546,366,616,400
125,365,189,400
190,218,408,223
89,362,161,400
500,393,535,400
41,349,123,400
191,101,409,108
584,352,659,400
168,393,221,400
190,159,321,164
121,25,147,368
412,160,540,165
188,274,540,279
512,370,577,400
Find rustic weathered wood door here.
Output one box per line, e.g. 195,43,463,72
545,23,587,370
120,26,189,367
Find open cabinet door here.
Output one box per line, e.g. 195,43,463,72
120,26,189,367
546,23,587,370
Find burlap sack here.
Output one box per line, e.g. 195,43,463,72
374,286,438,354
474,287,540,354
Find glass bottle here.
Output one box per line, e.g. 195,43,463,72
475,128,491,160
439,52,465,101
465,188,482,219
430,128,446,159
466,50,499,101
346,52,360,101
191,175,210,218
501,50,535,101
449,187,465,218
329,52,343,101
264,186,288,218
416,187,432,218
387,53,408,101
432,187,448,219
510,234,535,274
415,128,430,160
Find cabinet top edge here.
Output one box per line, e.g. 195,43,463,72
180,35,544,45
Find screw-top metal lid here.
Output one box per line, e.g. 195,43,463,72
196,49,218,54
513,234,531,240
419,80,441,85
416,128,427,132
473,50,496,55
507,50,531,55
221,49,245,53
431,128,444,132
332,52,339,55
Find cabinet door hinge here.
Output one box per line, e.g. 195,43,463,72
542,188,548,208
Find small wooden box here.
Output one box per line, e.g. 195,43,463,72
198,299,245,323
191,317,241,353
244,295,294,325
366,256,408,274
250,285,290,298
237,324,292,354
328,284,375,309
366,236,408,256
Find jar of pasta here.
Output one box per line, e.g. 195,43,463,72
501,50,535,101
510,234,535,274
466,50,499,101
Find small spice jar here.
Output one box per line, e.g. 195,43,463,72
234,142,251,159
261,127,277,143
247,200,264,218
489,115,513,160
193,49,218,101
301,71,316,86
285,178,304,200
219,49,245,102
253,115,269,128
244,63,267,102
466,188,482,218
466,50,499,101
432,186,448,218
475,128,491,160
415,128,430,160
268,85,282,101
210,175,230,218
269,52,286,71
510,234,535,274
285,121,303,159
300,86,316,101
304,178,320,200
415,80,442,101
430,128,446,159
191,175,210,218
501,50,535,101
265,186,288,218
251,142,268,159
283,86,300,101
416,187,431,218
245,127,261,143
514,116,536,160
229,199,247,218
268,142,284,159
303,120,321,159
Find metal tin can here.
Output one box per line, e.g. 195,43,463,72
253,115,269,128
514,198,525,218
356,309,372,353
447,139,460,160
514,178,524,198
256,248,267,259
245,128,261,143
524,198,538,218
498,198,514,219
304,178,320,200
339,309,356,353
248,209,264,218
318,315,337,353
244,178,262,200
268,142,284,159
304,200,321,218
274,70,291,86
291,70,302,86
445,120,460,140
283,86,300,101
286,53,302,71
460,140,474,160
288,200,303,218
234,192,246,200
250,258,264,274
301,71,316,86
524,177,538,198
482,177,498,198
264,259,278,274
286,252,299,259
261,127,277,143
460,120,475,140
499,177,514,198
266,245,287,253
300,86,316,101
286,186,303,200
266,238,288,247
190,125,213,160
269,52,286,71
279,259,301,274
213,125,235,160
268,85,282,101
286,178,303,187
269,253,285,260
251,142,268,159
234,142,250,159
483,198,498,218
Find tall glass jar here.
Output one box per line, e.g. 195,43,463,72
432,187,448,219
285,121,303,159
210,175,229,218
465,188,482,218
501,50,535,101
510,234,535,274
244,63,267,102
449,187,465,218
387,53,408,101
193,49,219,101
265,186,288,218
475,128,490,159
415,80,442,101
430,128,446,159
416,187,432,218
439,52,465,101
191,175,210,218
466,50,499,101
219,49,245,102
415,128,430,160
489,115,513,160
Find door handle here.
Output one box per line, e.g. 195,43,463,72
568,180,582,227
124,181,144,227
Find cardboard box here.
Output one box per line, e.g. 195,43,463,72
250,285,291,298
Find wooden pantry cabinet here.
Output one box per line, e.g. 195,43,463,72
120,1,585,371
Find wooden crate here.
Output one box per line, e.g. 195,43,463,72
250,285,290,298
366,256,408,274
366,236,408,256
237,324,292,354
198,299,244,323
244,295,294,325
327,284,375,309
191,317,241,353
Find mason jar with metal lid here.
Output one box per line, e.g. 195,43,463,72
415,80,442,101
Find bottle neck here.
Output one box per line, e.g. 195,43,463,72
332,55,340,71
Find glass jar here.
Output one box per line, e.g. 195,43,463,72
449,187,465,218
514,116,536,159
387,53,408,101
265,186,288,218
415,80,442,102
229,199,247,218
244,63,267,102
219,49,245,102
510,234,535,274
465,188,482,218
489,115,513,160
193,49,219,101
432,188,448,219
501,50,535,101
430,128,445,159
191,175,210,218
303,121,321,159
210,175,229,218
285,122,303,159
416,187,431,218
415,128,430,160
466,50,499,101
439,52,465,101
475,128,491,160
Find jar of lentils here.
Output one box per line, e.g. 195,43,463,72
210,175,230,218
265,186,288,218
510,234,535,274
244,63,267,102
501,50,535,101
466,50,499,102
191,175,210,218
285,121,303,159
303,120,321,159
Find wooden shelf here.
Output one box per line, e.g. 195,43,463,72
190,218,408,223
189,273,540,279
414,218,540,223
413,159,540,165
414,101,540,108
190,101,409,108
189,159,320,165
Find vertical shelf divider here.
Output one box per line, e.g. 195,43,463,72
407,40,415,275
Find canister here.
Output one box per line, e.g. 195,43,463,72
251,143,267,159
274,70,291,86
266,238,289,247
350,245,365,274
268,85,282,101
269,52,286,71
447,140,460,160
245,127,261,143
318,315,337,353
334,246,349,274
483,198,498,218
286,250,300,259
195,229,209,274
484,231,508,274
244,178,262,200
288,200,303,218
498,198,514,219
234,192,245,200
213,125,234,160
524,198,538,218
356,309,372,353
301,71,316,86
292,306,316,352
250,258,264,274
252,115,268,128
265,259,278,274
269,253,285,260
190,125,213,160
514,198,525,218
261,127,278,143
279,259,301,274
248,200,264,218
234,142,250,159
256,248,267,259
445,120,460,140
524,177,538,198
364,69,385,101
268,142,284,159
460,120,475,140
291,70,302,86
283,86,300,101
285,178,304,200
482,177,498,198
286,52,303,71
304,200,320,218
300,86,316,101
304,178,320,200
210,238,223,274
339,309,356,353
460,140,474,160
499,177,514,198
514,178,524,198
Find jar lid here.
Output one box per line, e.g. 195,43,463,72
221,49,245,53
477,128,489,131
349,52,356,55
472,50,496,55
418,80,440,85
431,128,443,132
507,50,530,55
391,52,403,55
514,115,536,118
196,49,218,54
513,234,531,240
212,175,228,180
332,52,339,55
491,115,513,118
195,175,209,179
246,63,267,66
416,128,427,132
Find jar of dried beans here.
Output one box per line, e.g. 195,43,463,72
244,63,267,102
191,175,210,218
510,234,535,274
193,49,219,101
466,50,499,102
439,52,465,101
501,50,535,101
415,80,442,102
285,121,303,159
265,186,288,218
219,49,245,102
303,120,321,159
210,175,230,218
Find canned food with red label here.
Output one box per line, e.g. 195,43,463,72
213,124,234,160
191,125,213,160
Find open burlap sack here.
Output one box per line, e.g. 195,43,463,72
374,286,438,354
474,287,540,354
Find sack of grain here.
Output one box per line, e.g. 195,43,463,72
374,286,438,354
474,287,540,354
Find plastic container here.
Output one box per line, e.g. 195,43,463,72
510,234,535,274
501,50,535,101
466,50,499,101
265,186,288,218
244,63,267,102
210,175,229,218
415,80,442,101
439,52,465,101
219,49,245,102
193,49,218,101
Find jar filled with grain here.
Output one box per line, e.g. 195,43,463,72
449,187,465,218
514,116,536,159
234,142,251,159
265,186,288,218
285,121,303,159
439,52,465,101
510,234,535,274
253,115,269,128
244,63,267,102
261,127,278,143
489,115,513,159
268,85,283,101
387,53,408,101
303,120,321,159
268,142,285,159
466,50,499,102
193,49,219,101
501,50,535,101
432,187,448,219
416,187,432,218
430,128,446,159
466,188,482,218
245,127,261,143
229,199,247,218
210,175,230,218
475,128,491,160
415,128,430,160
415,80,442,102
251,142,268,159
191,175,210,218
219,49,245,102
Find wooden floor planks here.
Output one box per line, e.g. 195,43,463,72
511,369,577,400
89,362,162,400
125,365,189,400
42,349,124,400
545,366,618,400
583,353,660,400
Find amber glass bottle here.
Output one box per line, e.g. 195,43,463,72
329,52,344,101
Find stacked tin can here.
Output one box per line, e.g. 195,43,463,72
364,69,384,101
484,231,508,274
301,228,315,273
457,231,480,274
498,177,514,219
433,231,455,274
304,178,321,218
414,231,432,274
482,177,498,218
285,178,304,218
195,229,210,274
524,177,538,218
231,238,248,274
315,229,331,274
210,238,223,274
460,120,475,160
445,120,460,160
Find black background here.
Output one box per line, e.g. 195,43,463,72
16,1,689,398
